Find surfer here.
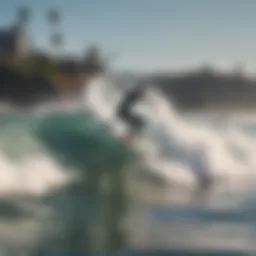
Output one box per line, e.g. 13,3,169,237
117,81,146,143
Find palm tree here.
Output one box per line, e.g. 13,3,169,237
17,6,30,28
83,44,105,74
51,32,63,49
48,8,60,26
47,8,63,55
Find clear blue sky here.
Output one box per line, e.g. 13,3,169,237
1,0,256,73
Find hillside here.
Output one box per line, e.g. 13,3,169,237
149,69,256,111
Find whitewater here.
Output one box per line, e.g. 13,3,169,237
0,75,254,254
84,74,256,189
0,73,254,198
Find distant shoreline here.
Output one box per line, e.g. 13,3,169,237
150,69,256,111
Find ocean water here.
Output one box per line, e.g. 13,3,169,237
0,75,255,255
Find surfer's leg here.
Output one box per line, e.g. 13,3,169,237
118,108,145,144
119,108,144,131
129,114,145,134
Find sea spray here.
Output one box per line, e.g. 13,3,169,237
84,74,256,188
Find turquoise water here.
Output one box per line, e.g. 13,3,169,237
0,111,254,255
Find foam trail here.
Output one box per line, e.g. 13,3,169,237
84,75,256,188
0,151,72,197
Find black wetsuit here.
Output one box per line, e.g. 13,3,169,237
118,88,145,132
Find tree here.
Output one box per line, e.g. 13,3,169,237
83,45,105,74
47,9,60,26
51,32,63,49
17,6,30,28
47,8,63,55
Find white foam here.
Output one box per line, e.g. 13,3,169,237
0,152,72,197
84,74,256,188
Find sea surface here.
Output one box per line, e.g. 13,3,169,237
0,76,255,256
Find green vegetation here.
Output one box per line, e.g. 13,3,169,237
0,5,106,99
0,47,105,96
